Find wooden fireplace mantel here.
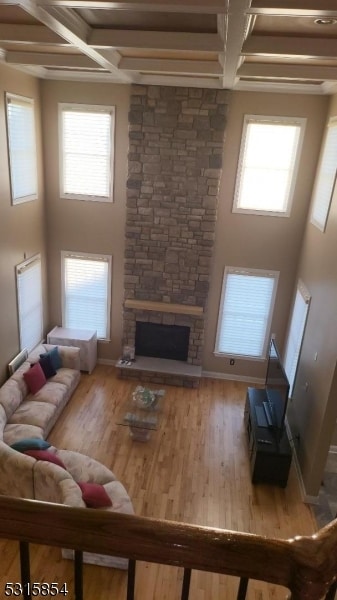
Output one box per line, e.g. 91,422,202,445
124,299,204,317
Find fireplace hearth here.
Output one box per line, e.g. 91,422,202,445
135,321,190,362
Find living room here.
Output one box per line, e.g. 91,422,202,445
1,57,336,502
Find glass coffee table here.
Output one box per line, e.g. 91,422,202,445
117,386,165,441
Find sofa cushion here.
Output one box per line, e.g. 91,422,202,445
23,363,46,395
43,344,80,371
8,400,56,430
33,460,77,504
10,438,51,452
3,423,44,446
103,480,135,514
56,449,117,484
38,354,57,379
49,369,81,390
0,378,24,420
32,381,68,407
24,449,66,469
0,443,36,499
77,481,112,508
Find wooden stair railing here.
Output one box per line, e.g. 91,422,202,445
1,495,337,600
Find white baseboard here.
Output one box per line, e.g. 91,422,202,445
97,358,115,366
201,370,265,385
285,420,319,505
329,445,337,454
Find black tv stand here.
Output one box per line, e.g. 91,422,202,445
244,387,292,487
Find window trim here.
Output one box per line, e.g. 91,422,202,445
283,279,311,398
310,116,337,233
16,254,43,352
5,92,38,205
232,114,306,217
214,266,279,360
58,103,115,203
61,250,112,341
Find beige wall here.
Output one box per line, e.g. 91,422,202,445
40,80,130,361
0,63,46,384
288,93,337,495
203,91,329,381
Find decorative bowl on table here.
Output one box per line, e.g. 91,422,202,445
132,386,164,410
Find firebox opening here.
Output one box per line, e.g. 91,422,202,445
135,321,190,362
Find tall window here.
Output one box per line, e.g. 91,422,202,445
283,281,311,397
310,117,337,232
215,267,279,359
61,251,111,340
6,93,38,205
59,104,115,202
16,255,43,352
233,115,306,216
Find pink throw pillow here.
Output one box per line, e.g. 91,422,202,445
77,481,112,508
24,449,66,469
23,362,46,394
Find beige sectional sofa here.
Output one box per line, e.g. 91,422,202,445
0,343,81,499
0,343,134,534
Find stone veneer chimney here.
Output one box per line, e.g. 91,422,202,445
122,84,230,372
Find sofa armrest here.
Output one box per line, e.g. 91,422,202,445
43,344,81,371
0,443,35,498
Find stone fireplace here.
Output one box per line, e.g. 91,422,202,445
121,84,230,385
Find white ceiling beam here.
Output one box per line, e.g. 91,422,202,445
119,57,223,75
138,73,222,88
0,24,66,44
243,36,337,59
235,78,324,95
237,62,337,81
220,0,252,89
89,29,223,52
18,0,130,79
6,50,101,67
38,0,228,14
248,0,337,17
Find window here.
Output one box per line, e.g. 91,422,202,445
233,115,306,216
6,93,38,204
59,104,115,202
310,117,337,232
215,267,279,359
61,251,111,340
16,255,43,352
283,280,311,397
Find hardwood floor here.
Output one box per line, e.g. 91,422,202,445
0,366,318,599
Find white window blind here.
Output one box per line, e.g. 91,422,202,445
62,252,111,339
59,104,114,202
283,281,311,396
310,118,337,232
16,255,43,352
215,268,279,358
6,93,38,204
233,115,306,216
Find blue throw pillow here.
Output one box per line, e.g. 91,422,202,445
10,438,51,453
39,354,57,379
40,346,62,371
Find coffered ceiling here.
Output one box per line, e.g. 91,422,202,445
0,0,337,94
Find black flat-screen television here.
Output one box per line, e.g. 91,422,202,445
264,339,290,435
